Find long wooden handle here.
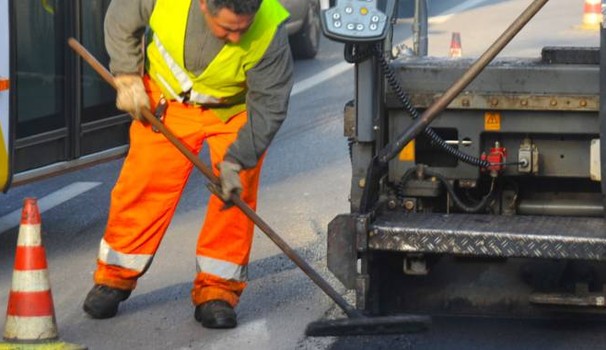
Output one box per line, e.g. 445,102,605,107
67,38,363,319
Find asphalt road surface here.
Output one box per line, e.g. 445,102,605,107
1,0,604,349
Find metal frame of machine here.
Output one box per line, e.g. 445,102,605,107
320,0,606,328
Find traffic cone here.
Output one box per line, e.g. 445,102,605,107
580,0,602,30
0,198,85,350
449,32,462,58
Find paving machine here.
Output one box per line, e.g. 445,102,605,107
308,0,606,335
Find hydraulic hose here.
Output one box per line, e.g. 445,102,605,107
398,165,496,213
374,45,490,168
377,0,550,164
344,42,490,168
423,167,496,213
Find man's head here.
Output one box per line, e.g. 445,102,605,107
199,0,262,44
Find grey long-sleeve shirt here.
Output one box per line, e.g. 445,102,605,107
104,0,294,169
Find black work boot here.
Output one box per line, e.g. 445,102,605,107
83,284,131,319
194,300,237,329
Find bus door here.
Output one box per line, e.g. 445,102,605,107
8,0,131,189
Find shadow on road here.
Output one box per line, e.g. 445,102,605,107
327,315,606,349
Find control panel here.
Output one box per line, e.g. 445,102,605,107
321,0,391,43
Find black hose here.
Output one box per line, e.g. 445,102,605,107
373,44,490,168
396,166,420,199
423,167,496,213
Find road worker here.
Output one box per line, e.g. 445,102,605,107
83,0,294,329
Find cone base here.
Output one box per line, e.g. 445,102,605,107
0,340,86,350
576,23,601,31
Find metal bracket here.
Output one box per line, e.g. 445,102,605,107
327,214,358,289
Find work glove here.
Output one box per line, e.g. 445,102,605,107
114,74,150,123
218,160,243,201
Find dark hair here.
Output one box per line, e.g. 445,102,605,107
205,0,262,15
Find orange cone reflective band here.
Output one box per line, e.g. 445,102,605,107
581,0,602,30
1,198,87,348
449,32,462,58
3,198,58,342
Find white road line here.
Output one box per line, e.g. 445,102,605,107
0,181,102,234
429,0,491,24
291,61,352,96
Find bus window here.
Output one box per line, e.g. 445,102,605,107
8,0,130,189
80,0,127,156
14,0,66,140
82,0,115,125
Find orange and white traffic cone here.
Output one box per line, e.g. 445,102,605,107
449,32,462,58
0,198,85,350
580,0,602,30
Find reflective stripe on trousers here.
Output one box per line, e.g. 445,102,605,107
98,238,153,272
196,255,247,282
94,77,264,306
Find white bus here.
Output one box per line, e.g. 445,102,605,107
0,0,131,192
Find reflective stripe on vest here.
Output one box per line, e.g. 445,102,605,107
153,33,223,104
155,73,184,102
190,90,222,105
147,0,289,121
98,239,153,272
154,33,224,104
196,255,247,282
152,33,192,93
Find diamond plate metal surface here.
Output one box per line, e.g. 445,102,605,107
368,213,606,260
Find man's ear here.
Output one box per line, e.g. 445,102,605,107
199,0,208,14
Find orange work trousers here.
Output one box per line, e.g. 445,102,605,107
93,77,263,307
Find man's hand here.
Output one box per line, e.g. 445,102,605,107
218,160,243,201
114,74,150,123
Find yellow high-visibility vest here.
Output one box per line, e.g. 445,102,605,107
147,0,289,121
